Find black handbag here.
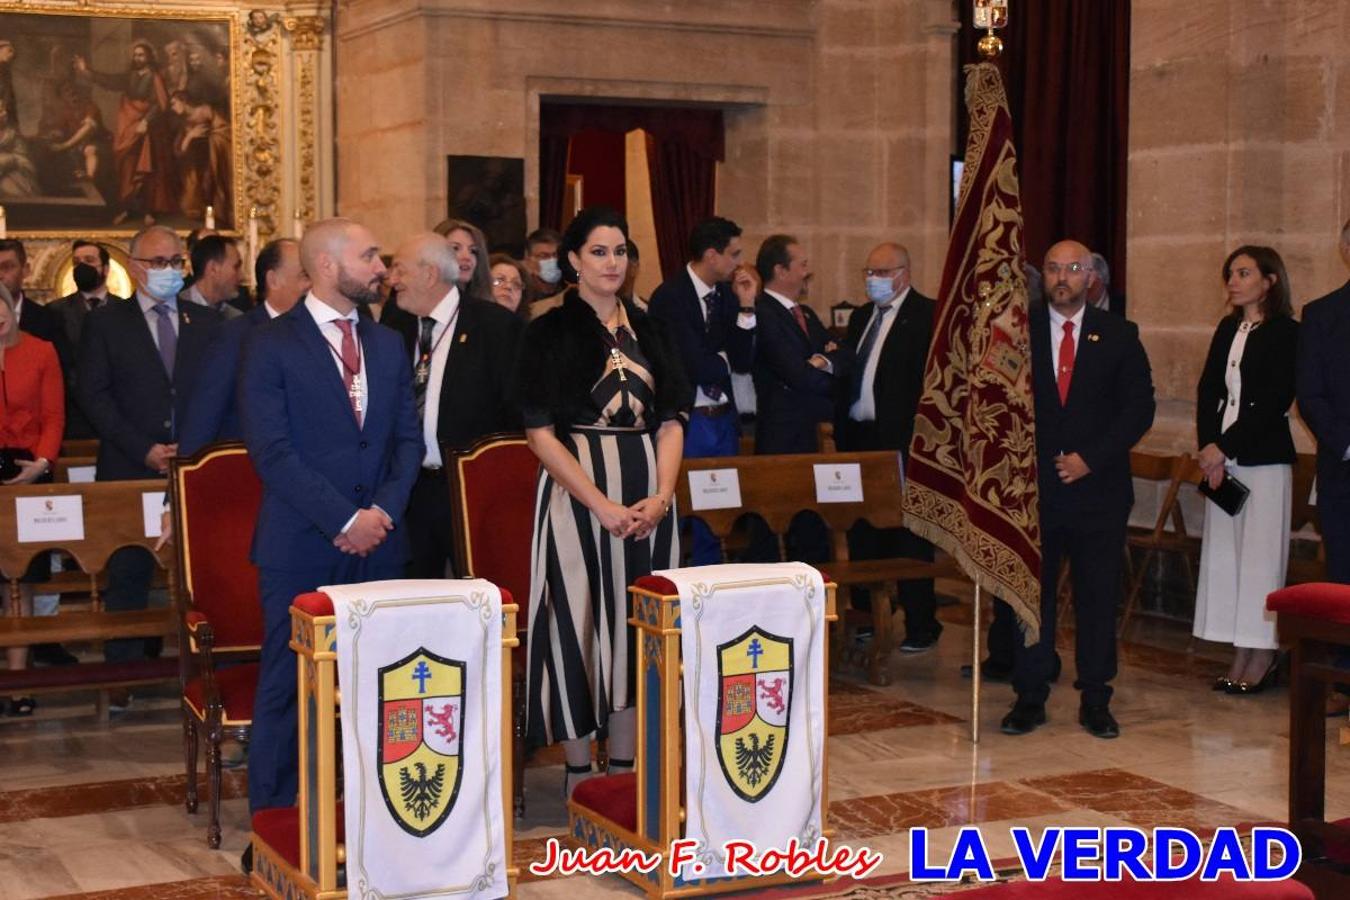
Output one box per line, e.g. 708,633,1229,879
0,446,34,482
1198,471,1250,516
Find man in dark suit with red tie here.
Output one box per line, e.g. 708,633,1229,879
752,234,846,455
1001,239,1154,740
238,218,422,849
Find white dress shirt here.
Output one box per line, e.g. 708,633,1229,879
305,293,367,419
263,300,284,319
688,264,755,408
849,286,910,422
136,290,180,348
415,287,460,468
1047,302,1085,377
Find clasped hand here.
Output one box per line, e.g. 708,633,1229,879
335,507,393,556
1197,443,1227,490
596,495,671,541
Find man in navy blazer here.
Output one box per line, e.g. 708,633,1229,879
178,238,310,456
648,216,757,564
1002,240,1154,741
752,234,848,455
239,218,422,824
79,226,223,682
1298,220,1350,586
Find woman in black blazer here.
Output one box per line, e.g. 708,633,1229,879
1194,245,1298,694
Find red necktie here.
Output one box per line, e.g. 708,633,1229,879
334,319,363,426
791,304,809,336
1057,320,1075,405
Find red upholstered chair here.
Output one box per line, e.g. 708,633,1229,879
170,442,264,848
1268,582,1350,895
447,433,538,817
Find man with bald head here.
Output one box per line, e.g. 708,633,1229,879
1001,239,1154,740
835,242,942,651
80,225,223,695
384,231,522,578
238,218,422,839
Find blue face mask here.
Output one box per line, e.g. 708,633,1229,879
144,267,185,300
538,257,562,285
865,275,896,304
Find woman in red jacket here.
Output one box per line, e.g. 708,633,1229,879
0,284,65,716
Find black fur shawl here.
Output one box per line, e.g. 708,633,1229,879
515,289,692,432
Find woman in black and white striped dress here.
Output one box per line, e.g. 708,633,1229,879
516,207,690,797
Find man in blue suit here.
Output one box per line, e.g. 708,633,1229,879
648,217,757,564
177,238,310,456
239,218,422,843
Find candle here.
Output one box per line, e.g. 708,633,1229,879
247,207,260,286
294,213,304,239
204,205,215,230
0,205,7,240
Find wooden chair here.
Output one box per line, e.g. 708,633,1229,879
170,442,264,848
447,433,537,818
1118,452,1202,636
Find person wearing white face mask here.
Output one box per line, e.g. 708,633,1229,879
834,242,942,651
525,227,565,302
78,224,223,710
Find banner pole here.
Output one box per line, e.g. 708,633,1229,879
971,577,982,744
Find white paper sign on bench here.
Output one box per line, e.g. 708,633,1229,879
16,495,85,543
813,463,863,503
687,468,743,511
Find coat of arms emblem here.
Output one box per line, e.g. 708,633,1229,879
715,625,792,802
378,648,465,837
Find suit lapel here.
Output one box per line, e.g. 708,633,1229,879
1065,308,1102,409
119,298,170,386
436,301,473,432
293,305,360,428
1030,306,1056,403
175,304,212,382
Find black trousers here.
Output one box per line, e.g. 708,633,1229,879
405,467,456,579
104,546,157,662
1012,508,1128,708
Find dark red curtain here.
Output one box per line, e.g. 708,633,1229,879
539,103,723,278
959,1,1131,306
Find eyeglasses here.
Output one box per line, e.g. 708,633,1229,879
492,276,523,291
132,255,187,270
1043,262,1086,276
863,266,906,278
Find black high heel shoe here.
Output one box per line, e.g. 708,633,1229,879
1212,676,1234,691
1226,655,1282,695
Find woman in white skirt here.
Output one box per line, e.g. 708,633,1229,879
1194,245,1299,694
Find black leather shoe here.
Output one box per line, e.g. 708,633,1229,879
961,658,1013,682
240,843,254,875
1000,701,1046,735
1079,704,1120,739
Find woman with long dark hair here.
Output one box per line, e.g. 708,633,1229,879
516,207,690,797
1194,245,1298,694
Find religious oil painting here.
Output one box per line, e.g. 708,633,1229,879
0,6,238,235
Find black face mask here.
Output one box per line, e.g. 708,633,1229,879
73,263,103,293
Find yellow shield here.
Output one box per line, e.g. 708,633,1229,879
715,626,792,802
378,648,465,837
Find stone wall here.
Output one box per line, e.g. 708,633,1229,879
1129,0,1350,452
335,0,958,313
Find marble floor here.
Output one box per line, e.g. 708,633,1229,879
1,594,1347,899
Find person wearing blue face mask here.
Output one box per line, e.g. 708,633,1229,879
78,224,223,710
834,242,942,653
525,227,565,303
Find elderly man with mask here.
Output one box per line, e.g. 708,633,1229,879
834,242,941,651
79,225,223,706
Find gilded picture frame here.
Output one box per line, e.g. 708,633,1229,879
0,3,242,237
